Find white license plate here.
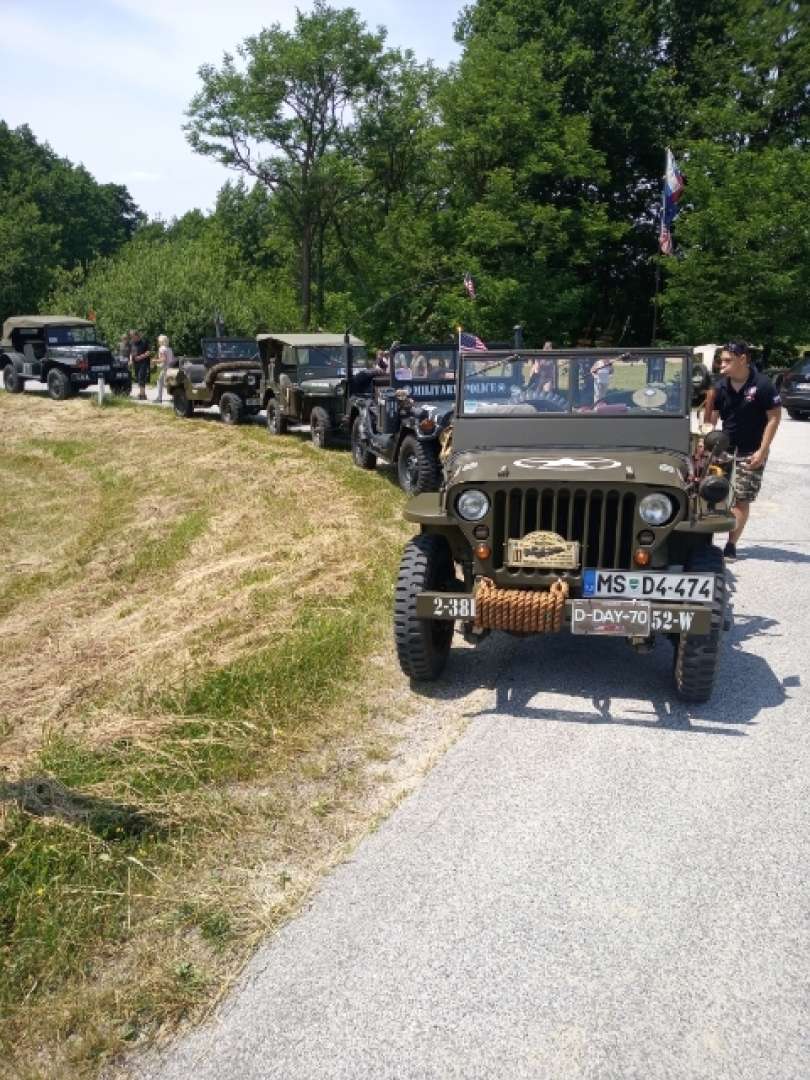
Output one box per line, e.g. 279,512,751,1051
794,382,810,391
583,569,714,602
571,599,650,635
246,397,260,408
91,366,110,373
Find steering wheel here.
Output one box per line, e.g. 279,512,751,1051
524,390,569,412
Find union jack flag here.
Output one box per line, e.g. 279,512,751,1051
460,331,487,351
463,272,476,299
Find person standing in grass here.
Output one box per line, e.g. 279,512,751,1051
156,334,175,405
703,341,781,560
130,329,151,401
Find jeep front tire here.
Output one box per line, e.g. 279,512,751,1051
673,543,725,702
310,406,333,449
266,399,287,435
351,415,377,469
47,368,72,401
172,387,194,419
219,392,244,425
394,533,456,681
397,434,441,495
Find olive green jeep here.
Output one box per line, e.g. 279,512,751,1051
166,338,262,424
394,347,735,702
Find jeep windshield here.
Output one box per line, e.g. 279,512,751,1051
295,346,346,368
393,346,456,385
460,351,687,417
203,339,258,362
46,326,98,346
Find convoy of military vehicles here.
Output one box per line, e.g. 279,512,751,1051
1,315,744,702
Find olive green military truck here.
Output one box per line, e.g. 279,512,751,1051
394,347,735,702
1,316,131,399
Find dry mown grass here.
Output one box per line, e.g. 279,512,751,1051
0,394,474,1080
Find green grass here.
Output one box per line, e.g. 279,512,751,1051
118,510,209,581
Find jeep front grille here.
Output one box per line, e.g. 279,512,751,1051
492,487,638,573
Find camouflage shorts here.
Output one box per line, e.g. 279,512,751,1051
733,454,766,504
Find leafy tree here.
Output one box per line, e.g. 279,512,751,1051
185,1,392,326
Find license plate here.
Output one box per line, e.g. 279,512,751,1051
246,397,260,408
91,366,110,373
416,593,476,620
794,382,810,391
583,569,714,602
571,599,650,635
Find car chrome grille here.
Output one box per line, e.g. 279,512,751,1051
492,487,638,573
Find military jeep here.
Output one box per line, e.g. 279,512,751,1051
394,347,735,703
166,338,262,424
350,342,458,494
1,316,131,399
258,332,366,446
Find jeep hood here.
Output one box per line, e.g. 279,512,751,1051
446,448,690,489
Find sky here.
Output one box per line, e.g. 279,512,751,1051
0,0,463,220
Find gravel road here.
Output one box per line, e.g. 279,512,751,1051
141,418,809,1080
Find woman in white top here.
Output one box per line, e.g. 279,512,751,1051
156,333,175,404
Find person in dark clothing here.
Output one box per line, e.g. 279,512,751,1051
704,341,781,559
129,330,151,400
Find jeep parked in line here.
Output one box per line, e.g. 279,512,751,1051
1,316,131,399
394,346,735,702
166,337,262,424
258,332,367,446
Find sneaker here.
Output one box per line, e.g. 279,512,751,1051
723,541,737,560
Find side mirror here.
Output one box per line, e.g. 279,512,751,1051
704,430,730,454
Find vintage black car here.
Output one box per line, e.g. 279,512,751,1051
1,316,131,399
166,337,262,424
394,347,735,702
350,342,458,494
258,332,366,446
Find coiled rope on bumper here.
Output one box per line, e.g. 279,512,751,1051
474,578,569,633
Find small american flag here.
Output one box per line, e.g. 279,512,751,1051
460,331,487,351
463,272,476,299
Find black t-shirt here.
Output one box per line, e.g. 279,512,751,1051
712,368,781,454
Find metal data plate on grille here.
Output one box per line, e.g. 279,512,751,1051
571,599,650,635
505,530,580,569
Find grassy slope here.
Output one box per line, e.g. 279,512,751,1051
0,394,443,1079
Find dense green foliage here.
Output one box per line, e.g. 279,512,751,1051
8,0,810,356
0,122,142,323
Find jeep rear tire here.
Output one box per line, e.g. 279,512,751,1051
3,363,24,393
47,368,72,401
787,409,808,421
219,392,243,425
310,406,333,449
397,434,441,495
172,387,194,419
394,533,456,681
351,415,377,469
266,399,287,435
673,543,725,703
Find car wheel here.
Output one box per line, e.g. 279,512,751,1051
219,392,244,425
351,415,377,469
396,434,441,495
673,543,725,703
310,406,333,449
112,382,131,397
266,399,287,435
172,387,194,419
787,409,808,421
47,368,72,401
3,363,24,393
394,534,457,681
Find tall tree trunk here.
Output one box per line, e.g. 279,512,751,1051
300,220,312,328
316,217,326,325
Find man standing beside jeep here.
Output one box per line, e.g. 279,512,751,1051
130,329,151,401
704,341,781,559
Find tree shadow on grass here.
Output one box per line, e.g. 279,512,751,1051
0,776,163,840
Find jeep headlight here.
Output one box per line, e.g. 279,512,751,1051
456,489,490,521
639,492,674,525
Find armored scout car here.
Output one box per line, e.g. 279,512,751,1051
394,347,735,702
350,342,457,494
1,316,131,399
259,332,366,446
166,337,262,423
